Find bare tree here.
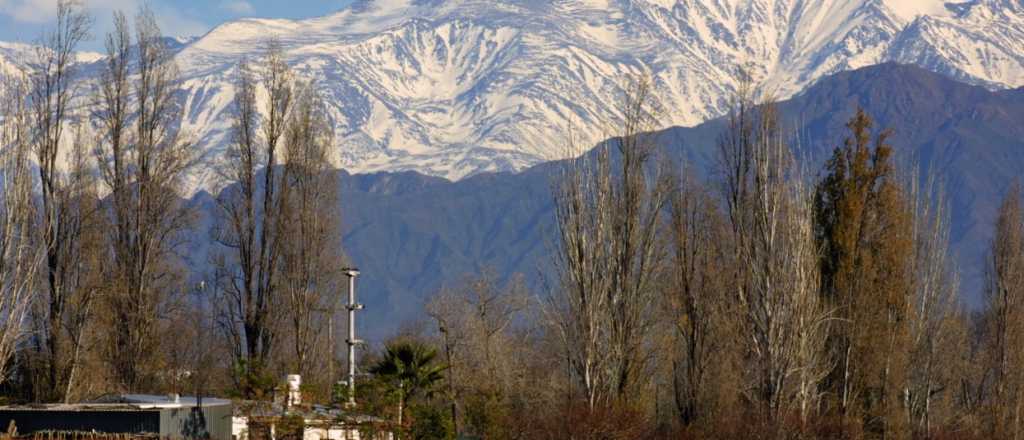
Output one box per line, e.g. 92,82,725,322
665,169,730,426
93,7,194,392
26,0,100,402
212,41,294,397
905,171,960,436
717,85,828,423
548,137,611,409
0,74,43,387
984,183,1024,439
279,83,343,384
549,75,671,409
425,286,468,435
738,100,786,418
785,170,829,425
160,281,224,401
426,270,530,438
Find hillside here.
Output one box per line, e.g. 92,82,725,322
183,63,1023,338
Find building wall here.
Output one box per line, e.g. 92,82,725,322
0,405,234,440
160,405,234,440
231,418,372,440
0,410,160,434
304,426,363,440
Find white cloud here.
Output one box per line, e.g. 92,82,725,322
1,0,61,23
0,0,212,44
154,6,212,38
221,0,254,15
0,0,147,23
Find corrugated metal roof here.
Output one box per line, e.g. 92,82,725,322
0,395,232,412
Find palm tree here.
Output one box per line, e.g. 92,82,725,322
370,341,446,428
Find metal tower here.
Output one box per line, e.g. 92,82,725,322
343,268,364,408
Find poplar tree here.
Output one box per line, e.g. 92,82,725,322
27,0,100,402
212,42,294,397
550,76,671,408
665,170,733,426
814,108,914,437
984,183,1024,439
0,73,43,390
280,84,344,387
94,7,194,392
718,89,825,425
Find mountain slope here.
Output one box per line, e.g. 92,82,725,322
190,64,1021,339
4,0,1021,189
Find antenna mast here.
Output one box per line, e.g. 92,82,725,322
343,268,363,408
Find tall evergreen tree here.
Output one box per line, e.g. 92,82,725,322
814,108,914,437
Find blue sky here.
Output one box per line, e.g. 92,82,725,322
0,0,356,51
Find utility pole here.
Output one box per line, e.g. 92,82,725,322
343,268,364,408
195,281,207,408
328,312,334,386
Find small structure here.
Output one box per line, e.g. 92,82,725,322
286,375,303,407
232,403,389,440
0,394,233,440
232,375,390,440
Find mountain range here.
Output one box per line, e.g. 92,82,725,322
3,0,1023,188
177,63,1023,339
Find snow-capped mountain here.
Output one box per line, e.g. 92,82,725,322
3,0,1024,190
0,42,33,79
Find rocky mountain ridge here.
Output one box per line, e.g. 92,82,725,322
3,0,1022,190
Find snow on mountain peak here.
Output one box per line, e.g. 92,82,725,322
880,0,953,21
3,0,1023,193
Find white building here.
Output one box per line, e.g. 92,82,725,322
231,375,391,440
